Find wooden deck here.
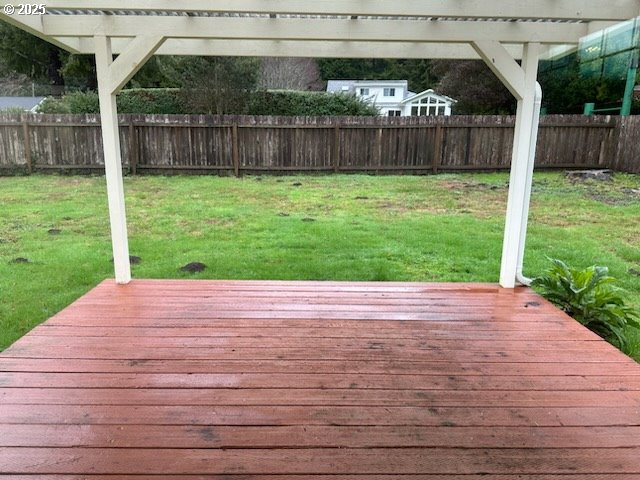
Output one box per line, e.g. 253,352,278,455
2,279,640,478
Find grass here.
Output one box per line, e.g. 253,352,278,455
1,172,639,357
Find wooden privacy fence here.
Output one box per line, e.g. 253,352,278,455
0,113,637,175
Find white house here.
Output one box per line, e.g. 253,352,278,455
326,80,455,117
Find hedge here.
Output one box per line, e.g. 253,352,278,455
37,89,184,114
37,89,379,116
246,91,378,116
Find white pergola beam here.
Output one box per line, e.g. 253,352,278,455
472,41,526,100
0,11,81,52
70,37,526,59
42,0,640,22
40,16,589,45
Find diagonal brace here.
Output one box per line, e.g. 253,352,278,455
104,35,165,94
472,40,526,100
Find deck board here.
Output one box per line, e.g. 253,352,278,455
2,279,640,478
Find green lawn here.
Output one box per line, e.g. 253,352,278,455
2,172,639,356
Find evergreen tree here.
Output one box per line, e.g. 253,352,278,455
160,56,260,114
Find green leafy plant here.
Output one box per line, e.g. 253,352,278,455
532,258,640,353
247,90,379,116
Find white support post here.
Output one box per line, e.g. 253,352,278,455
473,40,542,288
515,82,543,286
498,43,541,288
95,35,131,284
93,34,164,284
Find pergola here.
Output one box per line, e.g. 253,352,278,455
2,1,639,288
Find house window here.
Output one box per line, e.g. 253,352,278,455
409,97,449,116
387,110,401,117
359,88,369,96
383,88,396,97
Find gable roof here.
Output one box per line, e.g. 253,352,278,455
326,80,356,93
401,89,456,104
327,80,409,94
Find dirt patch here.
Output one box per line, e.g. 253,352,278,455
585,191,636,206
180,262,206,273
376,200,453,216
54,178,86,187
46,192,69,201
565,169,613,182
377,201,411,214
441,180,505,191
10,257,31,264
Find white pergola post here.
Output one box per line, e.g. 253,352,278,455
500,45,542,288
473,41,542,288
514,81,543,287
95,35,130,284
94,34,164,284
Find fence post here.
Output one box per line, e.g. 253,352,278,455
433,124,443,174
232,123,240,177
22,118,32,174
376,127,383,172
608,116,623,171
128,120,138,175
333,123,340,173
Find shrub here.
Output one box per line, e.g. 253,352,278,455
247,90,379,116
38,89,184,114
531,258,640,353
37,95,73,113
0,106,31,114
118,88,183,114
37,88,380,116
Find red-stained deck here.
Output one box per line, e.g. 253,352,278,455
1,279,640,478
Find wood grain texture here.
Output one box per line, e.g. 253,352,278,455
1,279,640,477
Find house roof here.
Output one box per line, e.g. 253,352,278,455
326,80,356,93
401,89,457,104
0,96,45,111
327,80,410,95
